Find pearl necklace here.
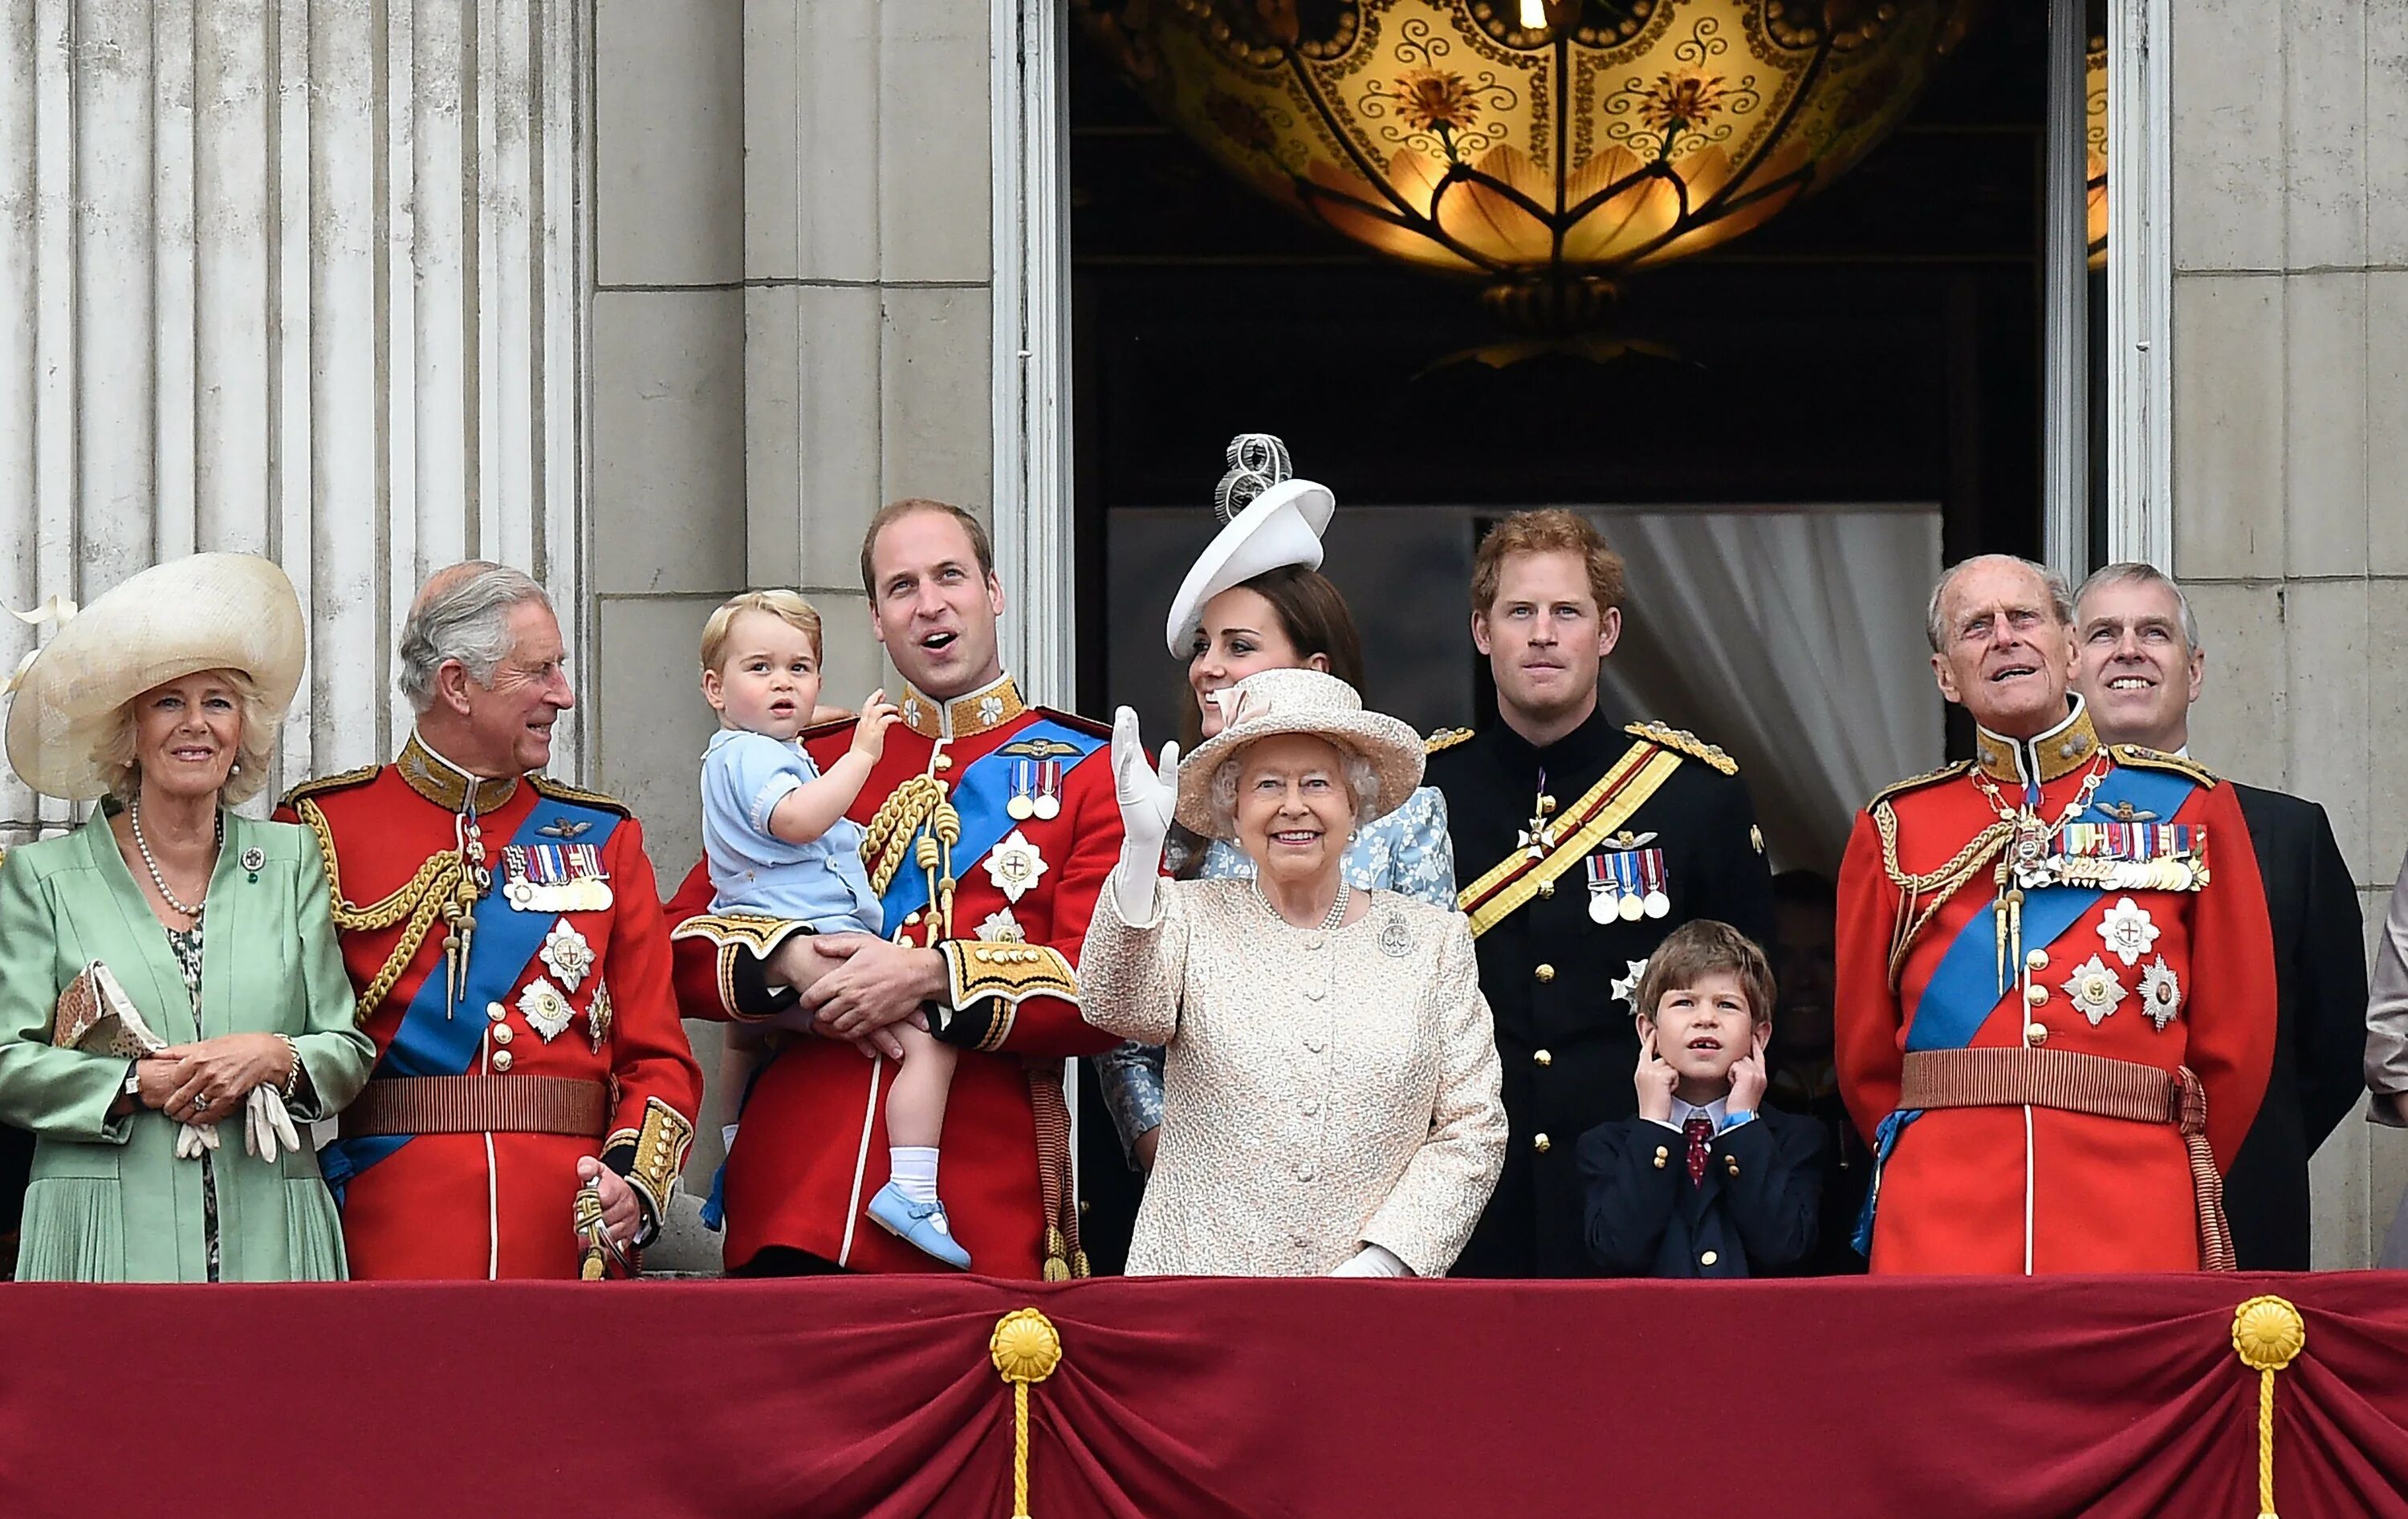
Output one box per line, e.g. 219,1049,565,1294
1257,876,1349,932
130,796,221,919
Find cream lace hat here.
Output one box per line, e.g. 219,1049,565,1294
1172,667,1424,839
4,553,305,800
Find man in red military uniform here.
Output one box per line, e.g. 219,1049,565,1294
1836,554,2275,1274
668,499,1122,1277
279,563,701,1279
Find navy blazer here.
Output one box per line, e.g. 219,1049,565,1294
1577,1106,1825,1278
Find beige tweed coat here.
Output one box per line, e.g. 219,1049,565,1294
1081,874,1506,1277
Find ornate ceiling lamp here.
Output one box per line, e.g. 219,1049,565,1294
2086,16,2106,267
1076,0,1983,330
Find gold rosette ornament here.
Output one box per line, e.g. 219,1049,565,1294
2231,1294,2306,1519
990,1308,1064,1518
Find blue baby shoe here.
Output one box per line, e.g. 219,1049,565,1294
866,1182,973,1269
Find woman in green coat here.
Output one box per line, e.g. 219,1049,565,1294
0,554,375,1281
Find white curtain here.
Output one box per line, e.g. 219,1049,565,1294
1593,509,1946,876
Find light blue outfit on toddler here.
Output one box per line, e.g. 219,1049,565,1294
701,728,883,934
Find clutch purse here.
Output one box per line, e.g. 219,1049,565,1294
51,961,169,1057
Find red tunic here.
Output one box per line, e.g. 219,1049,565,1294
668,676,1122,1277
278,739,702,1279
1835,711,2276,1275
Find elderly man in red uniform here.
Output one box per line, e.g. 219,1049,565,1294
278,563,701,1278
1836,554,2275,1274
667,499,1122,1277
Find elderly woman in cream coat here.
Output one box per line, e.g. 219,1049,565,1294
1082,668,1504,1277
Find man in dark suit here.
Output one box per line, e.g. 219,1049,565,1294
2074,563,2365,1269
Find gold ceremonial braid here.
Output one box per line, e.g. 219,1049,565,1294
860,774,946,897
1872,799,2011,992
298,797,461,1023
990,1309,1064,1519
2231,1295,2304,1519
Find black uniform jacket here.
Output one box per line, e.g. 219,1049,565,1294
1426,706,1776,1277
1577,1107,1825,1278
2227,783,2366,1270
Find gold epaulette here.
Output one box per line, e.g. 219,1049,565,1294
1625,721,1737,776
528,774,633,818
2110,744,2219,787
1425,727,1474,755
278,763,378,812
1868,760,1975,810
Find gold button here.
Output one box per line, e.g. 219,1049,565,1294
1700,1249,1719,1267
1653,1147,1668,1170
1532,1133,1552,1154
493,1024,514,1046
2025,948,2049,971
2026,1022,2048,1045
1536,879,1555,899
487,1001,506,1023
1725,1155,1739,1177
1533,1049,1552,1067
1535,964,1556,984
2024,983,2048,1006
492,1050,514,1072
933,753,953,771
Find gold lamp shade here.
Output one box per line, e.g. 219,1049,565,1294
1077,0,1983,325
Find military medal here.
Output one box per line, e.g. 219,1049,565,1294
517,975,576,1042
1637,851,1670,920
540,919,596,993
985,828,1048,904
588,979,614,1054
503,843,615,914
1007,759,1037,821
1032,759,1063,821
1584,854,1620,924
2139,957,2182,1030
1613,854,1646,922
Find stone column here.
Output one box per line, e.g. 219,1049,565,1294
0,0,589,837
2170,0,2408,1267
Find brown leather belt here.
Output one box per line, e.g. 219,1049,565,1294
340,1075,609,1140
1900,1047,2233,1271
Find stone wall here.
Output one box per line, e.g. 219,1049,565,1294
2171,0,2408,1267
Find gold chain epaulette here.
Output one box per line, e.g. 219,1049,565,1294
1625,721,1737,775
2109,744,2219,788
278,763,379,812
859,774,947,897
1868,759,1974,810
1872,799,2012,992
528,774,633,817
298,797,460,1026
1424,726,1474,754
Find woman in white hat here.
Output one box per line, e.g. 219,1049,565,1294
0,554,374,1281
1082,668,1504,1277
1096,436,1458,1176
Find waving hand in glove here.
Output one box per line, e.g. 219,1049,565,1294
1110,706,1178,925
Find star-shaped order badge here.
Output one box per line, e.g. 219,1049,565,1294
2138,958,2182,1030
984,829,1048,904
2097,896,2160,968
517,976,577,1043
2062,954,2127,1027
976,905,1027,944
540,920,595,993
1611,958,1649,1013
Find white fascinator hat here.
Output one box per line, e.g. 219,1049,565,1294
1162,433,1336,658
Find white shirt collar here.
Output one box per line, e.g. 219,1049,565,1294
1671,1093,1732,1131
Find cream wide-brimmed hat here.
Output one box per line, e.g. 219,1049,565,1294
1172,667,1424,840
1163,433,1337,658
3,553,305,801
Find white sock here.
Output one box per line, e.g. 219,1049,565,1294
889,1146,940,1206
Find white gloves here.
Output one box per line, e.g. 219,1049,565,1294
1109,706,1178,926
174,1119,219,1160
244,1086,303,1163
1329,1244,1413,1278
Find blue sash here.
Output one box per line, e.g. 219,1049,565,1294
876,718,1104,926
322,795,622,1197
1853,763,2199,1253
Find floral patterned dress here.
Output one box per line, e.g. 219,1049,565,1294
1094,785,1458,1160
163,921,222,1283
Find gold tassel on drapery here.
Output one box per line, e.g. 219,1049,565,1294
2230,1295,2305,1519
990,1309,1064,1519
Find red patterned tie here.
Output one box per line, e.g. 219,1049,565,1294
1683,1115,1714,1188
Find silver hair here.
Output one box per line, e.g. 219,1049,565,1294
1205,744,1381,840
396,563,551,713
1925,554,2074,653
2072,561,2203,653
